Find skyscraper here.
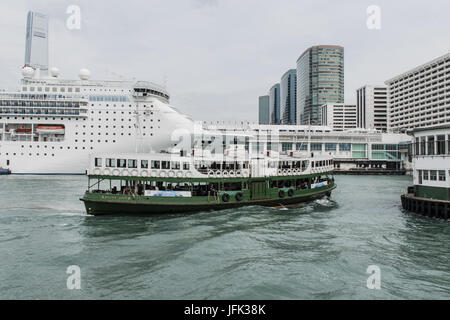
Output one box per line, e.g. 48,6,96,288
296,45,344,125
24,11,49,71
280,69,297,125
258,95,270,124
269,83,281,124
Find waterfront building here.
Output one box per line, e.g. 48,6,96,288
24,11,49,71
296,45,344,125
258,95,270,124
386,53,450,132
356,85,388,132
401,124,450,219
280,69,297,125
269,83,281,124
202,122,411,173
321,103,357,131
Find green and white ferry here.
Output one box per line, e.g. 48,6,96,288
401,124,450,219
80,146,336,215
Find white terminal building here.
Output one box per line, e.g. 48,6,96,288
201,123,412,172
386,53,450,132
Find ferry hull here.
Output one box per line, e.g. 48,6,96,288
81,184,336,216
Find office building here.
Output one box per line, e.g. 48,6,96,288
356,85,388,132
269,83,281,124
258,95,270,124
321,103,357,131
296,45,344,125
24,11,49,71
280,69,297,125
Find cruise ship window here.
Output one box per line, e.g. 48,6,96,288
141,160,148,169
183,163,190,170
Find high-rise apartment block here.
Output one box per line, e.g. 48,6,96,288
385,53,450,131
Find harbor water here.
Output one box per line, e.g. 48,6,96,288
0,175,449,299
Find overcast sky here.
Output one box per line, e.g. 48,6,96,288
1,0,449,122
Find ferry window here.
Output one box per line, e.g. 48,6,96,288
117,159,126,168
106,158,115,167
437,135,445,155
151,160,160,169
427,136,435,155
311,143,322,151
439,170,446,181
52,87,57,92
141,160,148,169
183,162,190,170
296,143,307,151
95,158,102,167
423,170,429,180
171,162,180,170
128,159,137,168
430,170,437,181
161,161,170,169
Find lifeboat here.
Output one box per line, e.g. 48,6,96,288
16,126,32,133
36,125,65,135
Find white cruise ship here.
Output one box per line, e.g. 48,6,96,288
0,12,195,174
0,73,195,174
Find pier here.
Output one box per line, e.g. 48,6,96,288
401,191,450,220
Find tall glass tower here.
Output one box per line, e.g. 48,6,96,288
24,11,49,71
269,83,281,124
258,95,270,124
280,69,297,125
296,45,344,125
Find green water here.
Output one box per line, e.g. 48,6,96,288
0,175,449,299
